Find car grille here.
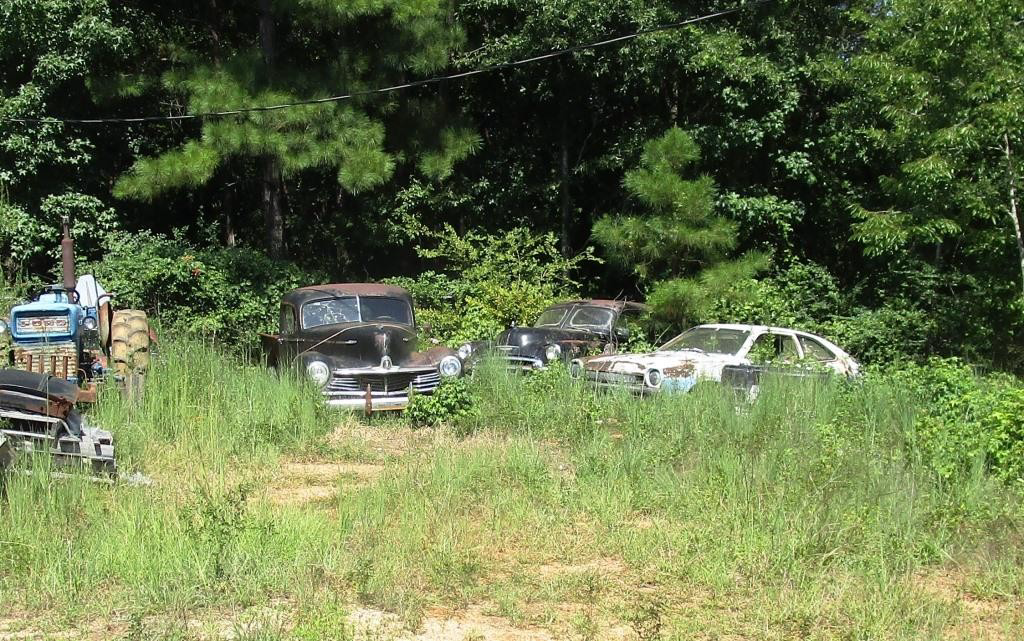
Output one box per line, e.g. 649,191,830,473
585,369,644,388
499,356,543,370
326,370,441,397
13,344,79,380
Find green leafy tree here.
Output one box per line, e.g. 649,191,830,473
841,0,1024,297
593,127,767,324
113,0,477,258
0,0,133,277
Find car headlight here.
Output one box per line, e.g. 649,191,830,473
82,317,98,331
305,361,331,387
569,360,583,379
644,368,663,388
544,343,562,362
439,355,462,378
0,319,7,335
457,343,473,360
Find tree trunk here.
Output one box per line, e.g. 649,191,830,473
261,156,284,259
1006,133,1024,295
258,0,276,69
223,180,236,247
258,0,284,258
559,66,572,257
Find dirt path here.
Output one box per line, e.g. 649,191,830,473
266,461,385,506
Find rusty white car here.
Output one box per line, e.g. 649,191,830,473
571,323,859,394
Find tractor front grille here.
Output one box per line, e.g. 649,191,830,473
13,344,79,381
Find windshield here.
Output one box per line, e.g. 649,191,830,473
535,307,569,327
302,296,413,328
660,327,750,355
568,306,614,329
360,297,413,324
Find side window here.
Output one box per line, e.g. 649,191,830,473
800,336,836,362
280,304,297,335
613,310,634,335
749,332,801,364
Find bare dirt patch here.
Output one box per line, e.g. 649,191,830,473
914,569,1023,640
534,557,629,581
266,461,385,506
329,423,440,459
350,605,557,641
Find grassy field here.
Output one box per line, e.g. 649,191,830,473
1,341,1022,640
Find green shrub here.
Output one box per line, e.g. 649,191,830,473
405,377,476,428
388,225,596,345
879,358,1024,484
86,230,317,348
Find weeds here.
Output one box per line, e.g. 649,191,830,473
0,339,1021,639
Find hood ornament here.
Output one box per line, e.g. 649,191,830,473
374,331,390,356
380,356,393,370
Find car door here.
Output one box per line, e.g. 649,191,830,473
797,334,848,375
278,303,302,366
261,303,300,368
746,330,802,366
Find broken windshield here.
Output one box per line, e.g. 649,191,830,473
660,327,750,355
302,296,413,328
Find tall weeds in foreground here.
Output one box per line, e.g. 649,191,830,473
93,339,335,471
0,344,1020,639
1,339,337,617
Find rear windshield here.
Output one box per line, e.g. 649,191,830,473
568,306,614,329
302,296,412,328
660,327,750,356
535,307,569,327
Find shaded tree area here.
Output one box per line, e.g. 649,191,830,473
1,0,1022,370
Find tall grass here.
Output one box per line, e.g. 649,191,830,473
0,342,1020,639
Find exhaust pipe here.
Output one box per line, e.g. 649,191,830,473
61,217,76,291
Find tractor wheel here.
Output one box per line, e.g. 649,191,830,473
111,310,151,380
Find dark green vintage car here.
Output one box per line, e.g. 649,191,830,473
261,284,462,411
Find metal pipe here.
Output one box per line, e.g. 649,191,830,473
61,217,76,291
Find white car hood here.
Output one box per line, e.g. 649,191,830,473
585,350,747,380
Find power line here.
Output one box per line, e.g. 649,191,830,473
3,1,770,125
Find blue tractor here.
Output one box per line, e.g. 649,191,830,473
0,219,152,396
0,220,151,475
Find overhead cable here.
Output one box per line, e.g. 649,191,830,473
3,1,770,125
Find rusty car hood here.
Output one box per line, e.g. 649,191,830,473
583,349,747,379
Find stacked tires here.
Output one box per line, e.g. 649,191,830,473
110,310,151,393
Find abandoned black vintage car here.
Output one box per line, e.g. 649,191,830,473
261,284,462,411
458,299,649,371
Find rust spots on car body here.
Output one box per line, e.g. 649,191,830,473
664,362,696,378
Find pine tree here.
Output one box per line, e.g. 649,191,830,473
593,127,767,324
113,0,478,258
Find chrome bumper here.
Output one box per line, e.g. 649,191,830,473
325,396,411,410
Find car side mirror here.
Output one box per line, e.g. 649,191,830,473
614,326,630,341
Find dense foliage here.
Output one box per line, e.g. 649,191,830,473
1,0,1022,372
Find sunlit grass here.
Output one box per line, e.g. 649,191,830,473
0,341,1020,639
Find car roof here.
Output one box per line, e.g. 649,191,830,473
282,283,413,307
551,299,649,312
692,323,848,351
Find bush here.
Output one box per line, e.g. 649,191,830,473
879,358,1024,485
405,377,476,428
86,230,317,348
388,225,596,345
